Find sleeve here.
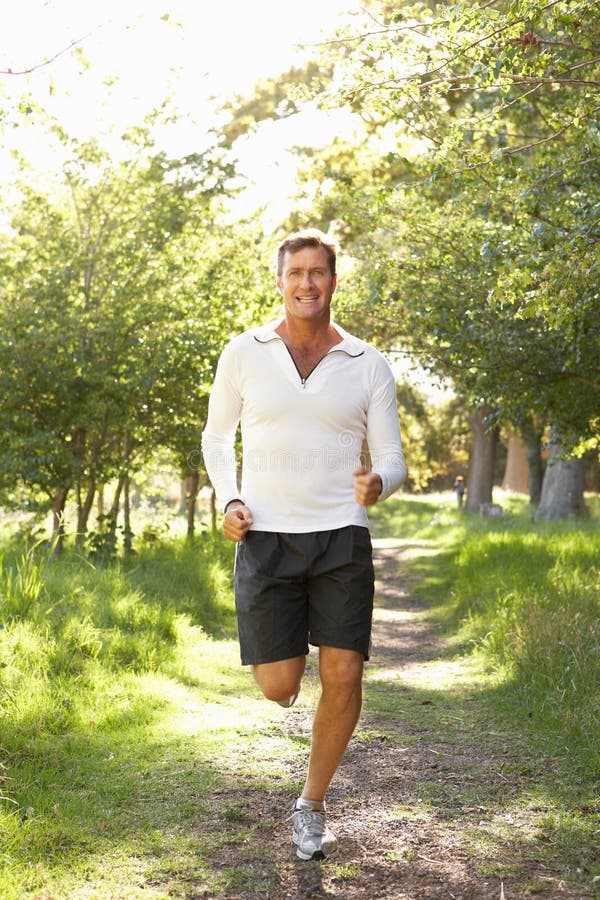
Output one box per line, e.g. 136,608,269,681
201,341,244,510
366,355,407,501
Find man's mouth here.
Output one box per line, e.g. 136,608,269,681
296,296,319,304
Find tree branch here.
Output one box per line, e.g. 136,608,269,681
0,31,95,76
502,104,600,155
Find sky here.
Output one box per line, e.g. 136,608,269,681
0,0,364,221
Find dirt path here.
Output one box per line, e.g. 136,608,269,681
198,540,592,900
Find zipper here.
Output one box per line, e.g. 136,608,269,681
253,332,365,388
283,344,332,388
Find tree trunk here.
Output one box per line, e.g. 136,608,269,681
584,451,600,492
536,427,586,520
123,474,133,553
210,487,217,534
465,406,499,512
122,432,133,554
502,433,529,494
183,470,200,541
50,487,69,557
76,480,96,546
97,484,105,517
521,421,545,508
108,475,125,540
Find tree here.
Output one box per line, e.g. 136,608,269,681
464,407,499,511
536,426,587,519
502,433,529,494
140,221,276,539
218,0,599,515
0,122,273,548
394,382,470,491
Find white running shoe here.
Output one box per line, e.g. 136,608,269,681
290,799,338,860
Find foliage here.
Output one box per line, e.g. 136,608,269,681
328,0,599,446
0,121,276,538
220,1,600,450
395,383,470,491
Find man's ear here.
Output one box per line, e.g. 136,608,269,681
276,276,283,295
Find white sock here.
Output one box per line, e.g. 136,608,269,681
296,797,324,810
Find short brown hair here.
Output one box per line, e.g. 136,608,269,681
276,229,338,278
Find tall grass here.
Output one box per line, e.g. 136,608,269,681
370,493,599,756
0,535,236,747
452,525,600,747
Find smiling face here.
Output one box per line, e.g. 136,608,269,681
276,245,337,326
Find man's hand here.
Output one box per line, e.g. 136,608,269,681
353,468,383,507
222,502,254,542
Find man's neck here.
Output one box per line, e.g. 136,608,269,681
276,314,339,350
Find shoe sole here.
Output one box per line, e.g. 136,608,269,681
293,834,338,861
295,847,338,861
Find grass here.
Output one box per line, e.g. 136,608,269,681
0,493,598,897
369,491,600,752
367,491,600,896
0,533,262,899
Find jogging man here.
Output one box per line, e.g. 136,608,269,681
202,229,405,860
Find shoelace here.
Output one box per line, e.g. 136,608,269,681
290,808,326,836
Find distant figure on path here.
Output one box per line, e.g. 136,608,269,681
202,229,406,861
454,475,466,509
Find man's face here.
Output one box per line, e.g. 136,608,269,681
276,246,337,325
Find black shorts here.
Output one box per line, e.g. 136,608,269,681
233,525,375,666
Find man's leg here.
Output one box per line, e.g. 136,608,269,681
302,646,364,801
252,655,305,704
288,646,363,860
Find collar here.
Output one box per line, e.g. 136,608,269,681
253,318,365,358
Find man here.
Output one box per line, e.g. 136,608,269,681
202,229,405,861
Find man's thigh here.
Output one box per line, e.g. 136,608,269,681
308,526,374,660
234,531,309,665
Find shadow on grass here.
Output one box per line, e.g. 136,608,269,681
360,538,600,898
2,648,598,898
9,689,596,899
121,536,238,639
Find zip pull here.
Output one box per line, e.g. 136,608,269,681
301,377,307,388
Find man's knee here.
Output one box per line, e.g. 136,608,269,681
252,656,305,702
319,647,364,693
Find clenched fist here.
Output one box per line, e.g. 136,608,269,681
353,468,383,507
222,502,254,542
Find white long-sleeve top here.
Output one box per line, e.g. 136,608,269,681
201,319,406,533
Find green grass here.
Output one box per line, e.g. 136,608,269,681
0,495,598,897
0,533,260,899
370,492,600,752
367,491,600,896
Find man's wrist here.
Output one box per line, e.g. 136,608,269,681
223,498,244,514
